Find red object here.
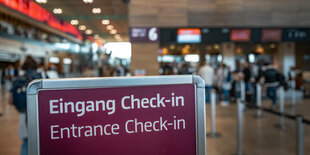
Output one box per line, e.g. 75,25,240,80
178,28,201,35
38,84,196,155
0,0,82,39
262,29,282,41
230,29,251,41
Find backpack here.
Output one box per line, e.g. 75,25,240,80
11,71,41,112
12,77,28,112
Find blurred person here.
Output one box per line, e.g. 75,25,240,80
9,56,43,155
37,64,47,79
46,64,59,79
179,63,192,75
198,62,214,103
215,64,232,106
243,63,256,106
221,65,232,106
115,64,126,76
258,63,281,107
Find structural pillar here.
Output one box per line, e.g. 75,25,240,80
221,43,236,71
277,42,295,75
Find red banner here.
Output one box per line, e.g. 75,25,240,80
0,0,82,39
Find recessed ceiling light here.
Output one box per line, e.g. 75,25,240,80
85,29,92,35
106,25,113,30
101,19,110,25
83,0,93,3
94,34,100,39
110,29,117,34
92,8,101,14
79,25,86,31
70,20,79,25
36,0,47,3
53,8,62,14
114,34,121,39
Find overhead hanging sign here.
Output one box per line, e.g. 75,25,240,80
283,28,310,42
177,28,201,43
130,27,159,43
27,76,206,155
230,29,251,42
261,29,282,42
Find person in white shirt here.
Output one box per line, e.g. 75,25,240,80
198,62,214,103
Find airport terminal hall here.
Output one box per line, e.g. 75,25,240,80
1,0,310,155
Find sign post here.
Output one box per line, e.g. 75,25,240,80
27,75,206,155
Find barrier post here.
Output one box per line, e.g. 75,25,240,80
255,83,263,118
291,80,296,107
237,99,243,155
275,86,286,129
240,81,245,102
296,116,304,155
207,89,221,138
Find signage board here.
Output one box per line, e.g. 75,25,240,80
261,29,282,42
283,28,310,42
130,27,159,43
27,76,206,155
230,29,251,42
177,28,201,43
202,28,230,43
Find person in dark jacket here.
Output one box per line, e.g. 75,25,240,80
9,56,42,155
258,63,281,106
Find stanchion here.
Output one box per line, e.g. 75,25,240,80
240,82,245,102
207,89,221,138
291,80,296,107
296,116,304,155
275,86,287,129
254,83,263,118
237,99,244,155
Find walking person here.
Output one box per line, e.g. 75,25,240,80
198,62,214,103
9,56,43,155
258,63,281,107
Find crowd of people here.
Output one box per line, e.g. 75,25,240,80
0,56,304,155
198,61,300,108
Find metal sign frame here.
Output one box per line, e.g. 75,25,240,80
27,75,206,155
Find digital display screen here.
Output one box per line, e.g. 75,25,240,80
262,29,282,41
230,29,251,41
177,29,201,43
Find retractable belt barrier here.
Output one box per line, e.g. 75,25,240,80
245,104,310,155
207,89,221,138
27,75,207,155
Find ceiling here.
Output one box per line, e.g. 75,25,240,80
35,0,129,42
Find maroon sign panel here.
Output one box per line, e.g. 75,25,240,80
130,27,159,43
261,29,282,42
38,84,196,155
230,29,251,41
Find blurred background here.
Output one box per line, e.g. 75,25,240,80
0,0,309,155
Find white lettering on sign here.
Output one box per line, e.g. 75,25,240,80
49,93,184,117
50,123,120,139
49,98,116,117
48,93,187,140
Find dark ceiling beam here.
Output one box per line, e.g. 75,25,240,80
58,15,127,20
88,33,128,37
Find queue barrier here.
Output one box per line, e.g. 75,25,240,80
207,89,221,138
255,84,288,128
244,104,310,155
237,81,308,155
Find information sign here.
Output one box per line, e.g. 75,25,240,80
27,76,206,155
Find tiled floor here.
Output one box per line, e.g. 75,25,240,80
0,85,309,155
